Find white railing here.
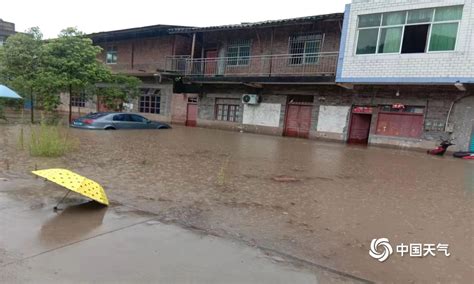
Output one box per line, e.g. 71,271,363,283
166,52,338,77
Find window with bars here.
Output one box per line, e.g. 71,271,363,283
215,99,241,122
356,5,463,55
71,93,86,107
106,46,117,64
139,89,161,114
227,40,251,66
289,34,323,65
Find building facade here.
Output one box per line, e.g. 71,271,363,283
336,0,474,151
58,24,192,122
0,19,15,46
166,14,346,139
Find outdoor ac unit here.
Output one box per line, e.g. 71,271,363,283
242,94,261,105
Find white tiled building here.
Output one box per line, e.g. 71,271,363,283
334,0,474,151
337,0,474,84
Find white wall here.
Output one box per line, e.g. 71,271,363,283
243,103,281,127
338,0,474,83
317,106,350,134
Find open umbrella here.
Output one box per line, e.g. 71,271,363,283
0,85,22,99
32,168,109,210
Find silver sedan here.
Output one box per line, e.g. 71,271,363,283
70,112,171,130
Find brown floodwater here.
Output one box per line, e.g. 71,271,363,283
1,123,473,283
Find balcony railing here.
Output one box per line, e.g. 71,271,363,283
165,52,338,78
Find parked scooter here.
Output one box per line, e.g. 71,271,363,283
427,139,455,156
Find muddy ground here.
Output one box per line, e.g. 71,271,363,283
0,122,473,283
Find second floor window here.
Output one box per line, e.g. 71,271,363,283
227,40,251,66
356,5,463,55
289,34,323,65
139,89,161,114
106,46,117,64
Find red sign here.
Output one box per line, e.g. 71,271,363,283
392,103,405,109
353,106,373,114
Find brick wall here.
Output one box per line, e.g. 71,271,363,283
338,0,474,81
96,35,191,71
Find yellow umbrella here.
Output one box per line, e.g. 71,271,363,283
32,169,109,209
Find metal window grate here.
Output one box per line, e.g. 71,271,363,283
139,89,161,114
288,34,323,65
227,39,251,66
215,99,240,122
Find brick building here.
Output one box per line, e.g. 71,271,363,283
167,14,345,139
58,24,192,122
0,19,15,46
337,0,474,151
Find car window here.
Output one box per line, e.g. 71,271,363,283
85,113,107,119
130,114,147,123
113,114,127,121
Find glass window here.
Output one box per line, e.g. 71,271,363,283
139,89,161,114
106,46,117,64
382,11,406,26
407,8,434,23
130,114,147,123
289,34,322,64
354,5,462,55
429,23,458,51
356,29,379,54
227,40,251,66
71,93,86,107
359,14,381,28
434,6,463,22
215,99,241,122
378,27,403,53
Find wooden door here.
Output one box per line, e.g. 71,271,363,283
204,50,218,75
284,105,312,138
186,103,198,127
348,114,372,144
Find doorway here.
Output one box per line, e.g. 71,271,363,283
348,107,373,144
186,97,198,127
284,104,312,138
204,50,218,75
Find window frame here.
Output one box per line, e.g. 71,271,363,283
288,34,324,65
106,46,118,64
138,89,161,114
71,93,87,108
215,99,241,122
355,5,463,56
226,40,251,67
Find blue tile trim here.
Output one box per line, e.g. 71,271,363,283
336,77,474,84
336,4,351,81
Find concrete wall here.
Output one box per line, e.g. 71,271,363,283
57,93,97,118
450,95,474,151
129,83,174,122
338,0,474,83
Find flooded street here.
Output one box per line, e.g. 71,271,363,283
1,124,473,283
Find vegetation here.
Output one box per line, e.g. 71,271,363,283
0,27,140,124
27,121,76,157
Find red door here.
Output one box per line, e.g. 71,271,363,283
348,113,372,144
186,103,198,127
284,105,312,138
204,50,218,75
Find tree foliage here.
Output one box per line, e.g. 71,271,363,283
0,27,141,122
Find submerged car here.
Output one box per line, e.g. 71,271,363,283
70,112,171,130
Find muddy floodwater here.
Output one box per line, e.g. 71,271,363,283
1,123,473,283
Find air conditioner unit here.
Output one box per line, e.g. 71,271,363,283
242,94,261,105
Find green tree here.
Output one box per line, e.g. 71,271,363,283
95,73,141,111
0,27,44,123
43,27,109,122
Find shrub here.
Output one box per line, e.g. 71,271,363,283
28,121,75,157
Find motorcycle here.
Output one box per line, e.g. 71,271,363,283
427,139,454,156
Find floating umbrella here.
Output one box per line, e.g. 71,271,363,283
0,85,22,99
32,168,109,210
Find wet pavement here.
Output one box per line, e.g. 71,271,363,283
0,123,473,283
